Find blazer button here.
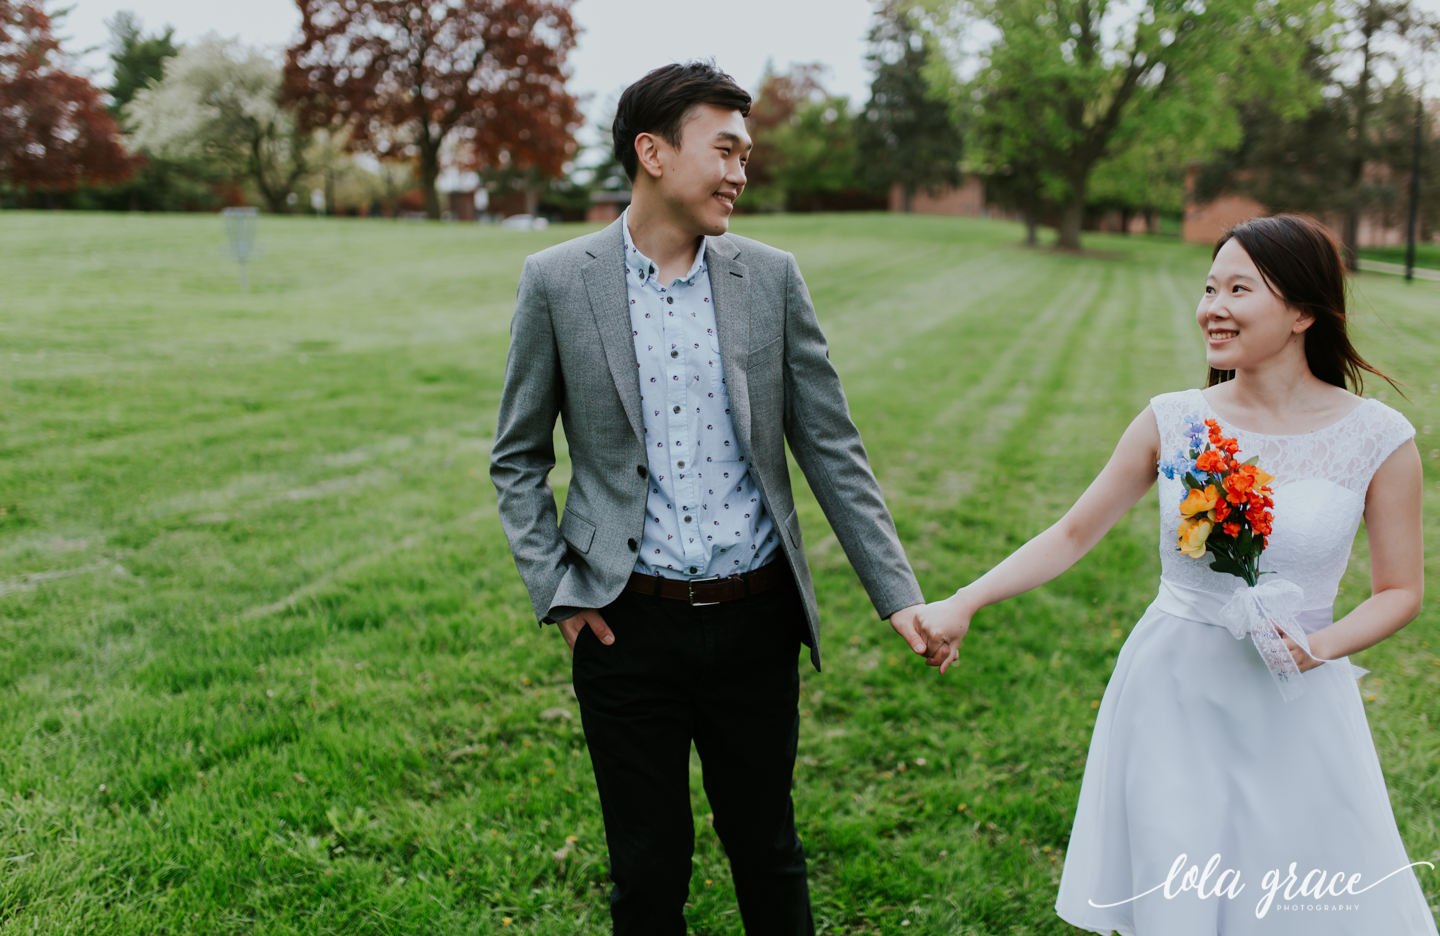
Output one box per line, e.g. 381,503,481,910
627,538,638,552
637,465,648,479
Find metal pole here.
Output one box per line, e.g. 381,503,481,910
1405,95,1422,283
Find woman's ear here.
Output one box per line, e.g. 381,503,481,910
1292,309,1317,335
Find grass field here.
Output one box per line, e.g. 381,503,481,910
1,210,1437,935
1360,242,1440,271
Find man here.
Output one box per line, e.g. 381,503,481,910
490,61,925,935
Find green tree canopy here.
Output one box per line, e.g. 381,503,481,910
1193,0,1438,262
857,1,964,211
105,11,176,116
931,0,1327,248
746,63,876,212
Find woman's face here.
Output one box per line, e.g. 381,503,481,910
1197,239,1311,372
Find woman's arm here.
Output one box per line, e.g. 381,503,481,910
914,406,1163,673
1284,440,1425,672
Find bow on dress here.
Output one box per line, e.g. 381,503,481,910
1219,579,1367,702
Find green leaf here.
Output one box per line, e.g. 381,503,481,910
1209,556,1248,578
1242,455,1259,466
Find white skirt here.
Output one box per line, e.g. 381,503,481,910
1055,582,1439,935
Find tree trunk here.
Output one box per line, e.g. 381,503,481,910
1057,165,1093,250
1024,209,1038,246
902,185,913,213
1058,196,1084,250
1342,0,1380,271
1120,207,1132,236
420,144,441,220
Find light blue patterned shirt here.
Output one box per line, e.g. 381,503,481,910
622,210,779,579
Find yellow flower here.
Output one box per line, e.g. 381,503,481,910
1178,515,1214,558
1179,485,1220,519
1254,467,1275,488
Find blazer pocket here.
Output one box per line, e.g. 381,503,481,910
782,507,803,549
746,335,783,369
560,507,596,554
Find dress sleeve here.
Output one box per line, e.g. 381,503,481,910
1149,389,1199,461
1365,401,1417,478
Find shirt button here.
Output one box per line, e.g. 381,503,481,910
689,566,697,574
673,406,681,413
677,460,685,468
627,538,638,551
684,516,692,523
667,296,674,304
671,350,678,358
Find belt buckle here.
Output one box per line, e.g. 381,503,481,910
687,575,722,607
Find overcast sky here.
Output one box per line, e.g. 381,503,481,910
59,0,1440,139
60,0,880,136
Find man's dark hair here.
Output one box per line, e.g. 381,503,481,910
612,61,752,182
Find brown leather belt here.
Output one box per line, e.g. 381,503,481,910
624,561,788,606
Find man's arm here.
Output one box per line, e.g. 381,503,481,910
490,255,571,622
779,253,925,639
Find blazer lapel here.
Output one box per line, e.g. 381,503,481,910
581,223,644,445
706,237,752,452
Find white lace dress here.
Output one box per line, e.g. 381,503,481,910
1054,388,1437,935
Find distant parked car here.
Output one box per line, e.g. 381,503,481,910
501,214,549,231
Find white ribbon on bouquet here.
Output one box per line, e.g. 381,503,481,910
1219,579,1367,702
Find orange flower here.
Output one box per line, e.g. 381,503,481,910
1195,450,1228,473
1222,522,1242,536
1179,485,1220,519
1178,516,1215,558
1213,498,1232,522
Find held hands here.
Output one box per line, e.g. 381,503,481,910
909,592,977,674
557,608,615,653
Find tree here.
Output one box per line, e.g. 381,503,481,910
857,2,964,211
1191,3,1439,255
105,11,176,115
284,0,582,220
746,63,877,212
1336,0,1412,265
126,37,311,213
933,0,1324,249
0,0,134,202
1087,137,1187,234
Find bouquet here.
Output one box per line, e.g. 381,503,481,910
1161,417,1275,587
1161,416,1328,701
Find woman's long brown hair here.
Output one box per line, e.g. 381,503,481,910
1207,215,1399,395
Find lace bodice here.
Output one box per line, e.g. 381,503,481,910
1151,388,1415,611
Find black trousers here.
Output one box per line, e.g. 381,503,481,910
571,567,814,936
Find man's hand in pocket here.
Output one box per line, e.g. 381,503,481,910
558,608,615,653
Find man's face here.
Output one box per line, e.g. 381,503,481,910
651,104,750,236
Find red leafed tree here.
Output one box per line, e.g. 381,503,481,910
0,0,135,199
284,0,582,219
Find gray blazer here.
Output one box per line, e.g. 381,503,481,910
490,218,922,670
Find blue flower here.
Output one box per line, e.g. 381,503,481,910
1160,453,1191,480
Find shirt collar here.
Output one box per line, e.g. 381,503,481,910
621,208,707,287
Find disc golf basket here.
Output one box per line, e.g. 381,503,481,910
221,207,262,292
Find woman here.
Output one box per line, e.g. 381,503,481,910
914,215,1436,934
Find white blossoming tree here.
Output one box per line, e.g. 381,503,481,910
127,37,310,212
